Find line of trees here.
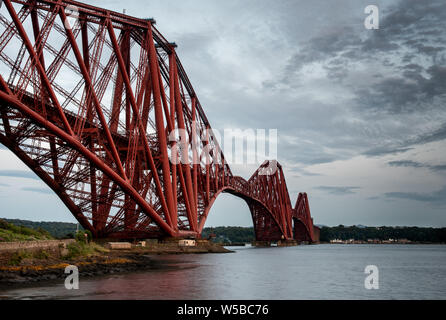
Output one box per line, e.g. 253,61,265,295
3,218,446,243
1,218,78,239
203,225,446,244
202,226,255,243
319,225,446,243
0,219,53,241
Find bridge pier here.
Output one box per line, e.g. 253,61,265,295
251,240,299,247
277,240,298,247
251,241,272,247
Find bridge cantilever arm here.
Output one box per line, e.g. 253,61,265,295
0,88,177,237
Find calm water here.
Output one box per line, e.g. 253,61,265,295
1,244,445,300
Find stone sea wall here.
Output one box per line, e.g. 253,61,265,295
0,239,74,253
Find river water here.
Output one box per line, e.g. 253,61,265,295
0,244,445,300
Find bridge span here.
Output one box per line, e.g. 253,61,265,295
0,0,317,242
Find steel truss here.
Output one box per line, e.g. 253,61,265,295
0,0,316,242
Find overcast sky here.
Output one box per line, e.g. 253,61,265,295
1,0,445,227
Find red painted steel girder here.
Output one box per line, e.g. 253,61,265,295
0,0,316,242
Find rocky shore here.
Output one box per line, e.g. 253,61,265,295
0,254,150,285
0,241,231,286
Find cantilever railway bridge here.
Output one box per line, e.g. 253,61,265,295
0,0,317,242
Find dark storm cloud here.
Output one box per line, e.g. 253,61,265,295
353,2,446,114
388,160,446,172
353,1,446,114
356,65,446,115
0,170,39,180
314,186,360,195
276,0,446,85
385,186,446,204
412,122,446,145
432,165,446,172
361,0,446,56
257,0,446,170
278,26,360,85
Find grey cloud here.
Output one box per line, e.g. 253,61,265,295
362,123,446,157
388,160,446,172
367,0,446,52
277,26,360,85
363,147,413,157
385,186,446,204
356,2,446,114
431,165,446,172
422,66,446,98
277,0,446,87
354,78,421,114
288,167,323,177
362,120,446,158
355,65,446,115
278,136,342,166
382,122,446,156
0,170,39,180
253,0,446,170
412,122,446,145
314,186,360,195
300,170,323,177
21,187,53,195
388,160,423,168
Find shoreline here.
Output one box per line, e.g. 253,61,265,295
0,242,232,286
322,242,446,245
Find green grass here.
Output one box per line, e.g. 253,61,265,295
33,249,50,260
0,219,53,242
64,241,109,260
7,250,33,266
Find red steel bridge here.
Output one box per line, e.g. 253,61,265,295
0,0,317,242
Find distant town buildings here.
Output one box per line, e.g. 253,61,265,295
329,238,411,244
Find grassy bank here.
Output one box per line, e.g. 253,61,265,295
0,236,134,285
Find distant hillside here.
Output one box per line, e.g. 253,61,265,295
0,219,53,242
1,218,78,239
203,225,446,244
3,218,444,243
